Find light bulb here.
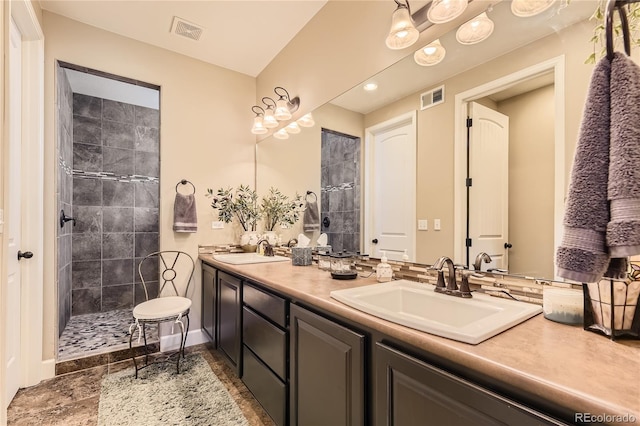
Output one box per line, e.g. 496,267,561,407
273,128,289,140
274,98,292,120
297,113,315,128
263,108,278,128
428,0,468,24
414,39,446,66
456,12,494,45
511,0,555,17
286,121,301,134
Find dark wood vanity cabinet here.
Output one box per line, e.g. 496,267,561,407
201,263,216,344
290,304,365,426
218,271,242,373
242,283,289,426
374,343,568,426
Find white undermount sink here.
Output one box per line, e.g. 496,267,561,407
330,279,541,344
213,253,290,265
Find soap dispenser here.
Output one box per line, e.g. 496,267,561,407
376,251,393,283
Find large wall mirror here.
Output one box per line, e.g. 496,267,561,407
257,0,600,282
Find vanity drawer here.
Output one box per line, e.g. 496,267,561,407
243,282,287,328
243,306,287,379
243,345,287,426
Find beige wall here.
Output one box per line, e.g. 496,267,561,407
360,19,594,264
256,103,363,244
42,11,256,360
497,85,555,278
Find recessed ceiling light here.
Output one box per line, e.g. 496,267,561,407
364,82,378,91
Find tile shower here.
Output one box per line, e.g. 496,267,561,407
320,129,361,253
56,63,160,361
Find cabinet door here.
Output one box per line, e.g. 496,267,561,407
375,343,568,426
218,271,242,373
201,264,216,344
290,304,365,426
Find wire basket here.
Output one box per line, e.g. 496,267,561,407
583,279,640,340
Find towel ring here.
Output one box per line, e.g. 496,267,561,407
606,0,632,60
306,190,317,202
176,179,196,195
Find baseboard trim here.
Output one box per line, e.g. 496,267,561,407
41,358,56,380
160,329,208,352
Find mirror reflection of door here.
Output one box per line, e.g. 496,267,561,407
467,102,510,270
320,129,361,253
364,112,416,262
467,79,555,278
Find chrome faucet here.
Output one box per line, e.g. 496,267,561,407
473,252,492,271
256,239,274,257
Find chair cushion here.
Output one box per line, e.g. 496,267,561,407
133,296,192,320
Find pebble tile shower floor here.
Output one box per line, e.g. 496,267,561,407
58,309,158,361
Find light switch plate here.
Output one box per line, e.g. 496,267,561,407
434,219,441,231
418,219,428,231
211,221,224,229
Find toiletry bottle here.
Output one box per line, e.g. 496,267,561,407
402,249,409,262
376,251,393,283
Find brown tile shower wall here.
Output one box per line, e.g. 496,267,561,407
57,66,74,336
71,94,159,316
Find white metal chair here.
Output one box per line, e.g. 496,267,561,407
129,250,195,378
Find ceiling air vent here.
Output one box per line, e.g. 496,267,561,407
170,16,204,41
420,85,445,110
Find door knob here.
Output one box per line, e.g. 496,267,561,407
372,238,379,244
17,251,33,261
504,242,513,249
322,217,330,228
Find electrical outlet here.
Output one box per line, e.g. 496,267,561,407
434,219,441,231
211,221,224,229
418,219,428,231
281,223,289,229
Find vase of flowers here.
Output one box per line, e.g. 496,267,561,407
206,184,262,252
260,187,304,244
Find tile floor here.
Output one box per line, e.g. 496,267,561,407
7,344,274,426
58,309,158,362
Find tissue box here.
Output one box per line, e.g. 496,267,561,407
292,247,312,266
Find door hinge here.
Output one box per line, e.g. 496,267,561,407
466,238,472,247
466,117,473,127
466,178,472,187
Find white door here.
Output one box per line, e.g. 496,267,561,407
468,102,509,270
365,112,416,261
6,18,23,406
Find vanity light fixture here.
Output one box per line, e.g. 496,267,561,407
250,106,268,135
386,0,420,50
273,128,289,140
297,113,315,128
274,86,300,121
261,97,279,129
427,0,468,24
510,0,555,17
364,82,379,91
414,39,446,66
456,11,494,45
285,121,301,134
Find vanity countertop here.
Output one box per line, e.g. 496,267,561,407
200,254,640,424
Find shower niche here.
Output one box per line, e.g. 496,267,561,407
56,61,161,362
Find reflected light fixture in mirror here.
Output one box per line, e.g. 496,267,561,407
456,11,494,45
274,128,289,140
386,0,420,49
511,0,555,17
251,106,268,135
427,0,468,24
286,121,301,134
297,113,315,127
414,38,446,66
262,97,279,128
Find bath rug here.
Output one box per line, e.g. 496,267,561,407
98,353,248,426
